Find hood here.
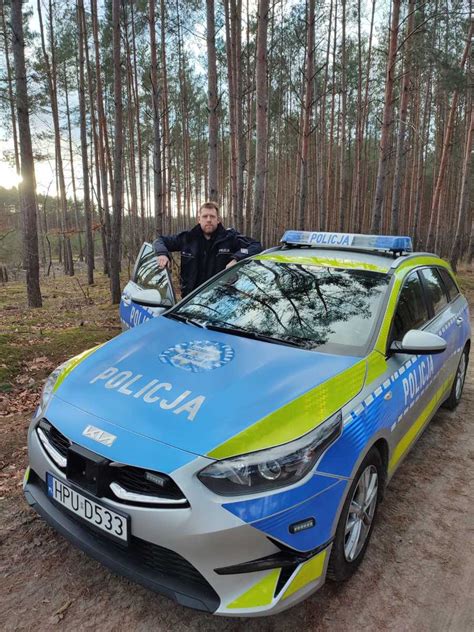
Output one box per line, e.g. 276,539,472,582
50,316,366,458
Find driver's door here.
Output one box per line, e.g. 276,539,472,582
120,243,176,330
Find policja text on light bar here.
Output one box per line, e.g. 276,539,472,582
280,231,413,254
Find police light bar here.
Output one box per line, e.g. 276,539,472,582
281,231,413,254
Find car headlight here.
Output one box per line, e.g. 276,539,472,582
38,360,71,412
198,411,342,496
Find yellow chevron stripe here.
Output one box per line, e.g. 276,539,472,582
282,550,327,600
226,568,280,609
53,345,102,393
388,374,455,474
208,359,366,459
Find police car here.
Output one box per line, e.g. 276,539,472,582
24,232,470,616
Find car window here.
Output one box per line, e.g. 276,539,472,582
420,267,448,316
438,267,460,302
174,260,390,355
134,246,174,305
392,272,429,342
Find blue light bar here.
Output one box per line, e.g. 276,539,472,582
280,231,413,253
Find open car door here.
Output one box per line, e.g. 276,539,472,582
120,242,176,330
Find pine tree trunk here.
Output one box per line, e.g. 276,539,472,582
130,1,145,243
390,0,415,233
11,0,42,306
1,0,24,265
149,0,164,235
160,0,171,225
77,0,94,284
63,64,83,261
37,0,74,276
252,0,270,241
82,2,108,274
371,0,401,234
426,21,473,250
297,0,315,230
450,99,473,270
110,0,123,303
338,0,347,231
206,0,219,202
91,0,111,272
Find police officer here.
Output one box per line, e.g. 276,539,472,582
153,201,262,297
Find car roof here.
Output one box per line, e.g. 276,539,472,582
257,248,444,274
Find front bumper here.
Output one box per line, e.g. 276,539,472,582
25,421,338,616
24,470,219,611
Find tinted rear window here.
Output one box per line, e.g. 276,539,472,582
420,268,449,316
438,268,460,302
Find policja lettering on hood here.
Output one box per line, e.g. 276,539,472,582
90,367,206,421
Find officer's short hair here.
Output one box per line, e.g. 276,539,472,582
199,201,219,215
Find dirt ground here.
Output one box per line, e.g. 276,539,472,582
1,271,473,632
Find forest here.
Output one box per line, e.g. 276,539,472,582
0,0,472,307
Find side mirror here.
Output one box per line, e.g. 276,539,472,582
390,329,447,355
129,289,172,308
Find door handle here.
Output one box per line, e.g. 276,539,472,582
456,316,463,327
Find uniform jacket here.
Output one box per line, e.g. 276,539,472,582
153,224,262,296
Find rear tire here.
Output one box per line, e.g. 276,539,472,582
327,447,384,582
443,345,469,411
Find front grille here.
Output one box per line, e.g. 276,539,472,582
129,538,206,588
112,466,186,501
38,419,189,507
39,419,70,458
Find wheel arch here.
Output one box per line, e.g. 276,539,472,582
371,438,389,499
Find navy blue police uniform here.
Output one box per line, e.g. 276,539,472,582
153,224,262,297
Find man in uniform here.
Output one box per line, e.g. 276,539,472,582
153,201,262,297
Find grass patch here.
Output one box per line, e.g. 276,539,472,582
0,268,122,391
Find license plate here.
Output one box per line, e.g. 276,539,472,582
47,473,128,543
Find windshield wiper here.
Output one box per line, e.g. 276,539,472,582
204,322,302,348
164,312,207,329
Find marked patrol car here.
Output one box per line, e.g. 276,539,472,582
24,232,470,616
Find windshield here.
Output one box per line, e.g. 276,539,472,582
171,259,389,355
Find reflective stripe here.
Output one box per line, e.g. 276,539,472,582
388,373,455,473
282,550,327,600
208,359,366,459
226,568,280,609
53,345,102,393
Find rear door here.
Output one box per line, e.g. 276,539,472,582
418,266,460,398
120,243,176,330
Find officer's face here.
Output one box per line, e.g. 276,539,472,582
198,207,219,235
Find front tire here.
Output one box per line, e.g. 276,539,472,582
443,345,469,411
327,447,384,582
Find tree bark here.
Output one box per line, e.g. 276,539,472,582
37,0,74,276
297,0,316,230
252,0,270,241
426,20,473,250
206,0,219,202
11,0,42,306
370,0,401,234
450,93,473,270
63,63,83,261
110,0,123,303
77,0,94,284
91,0,111,271
390,0,415,233
149,0,164,234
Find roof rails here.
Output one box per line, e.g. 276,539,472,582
280,231,413,258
